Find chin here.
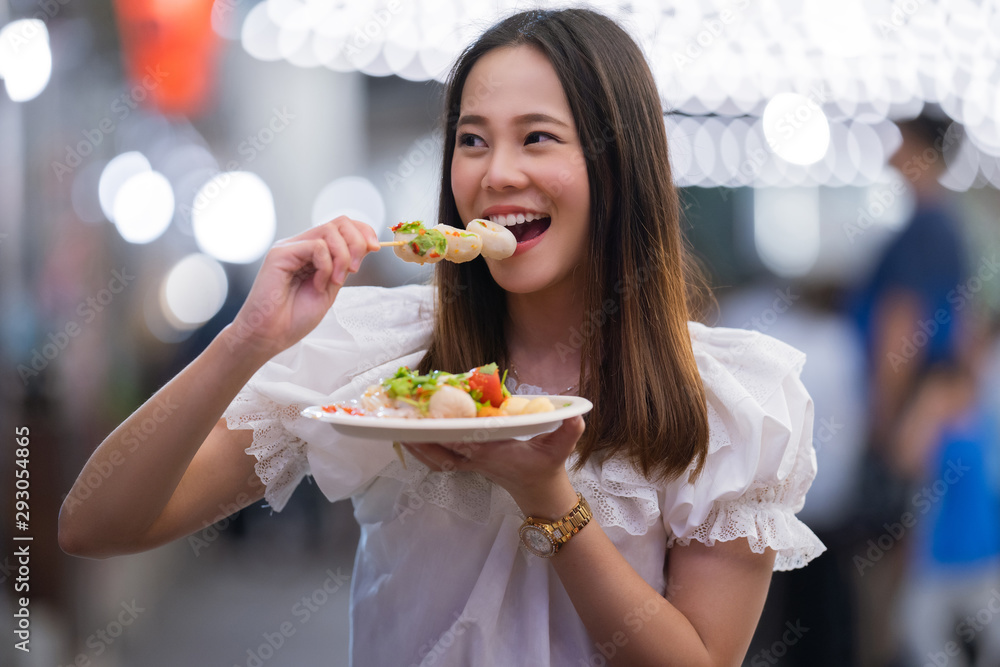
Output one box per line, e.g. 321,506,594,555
486,261,575,296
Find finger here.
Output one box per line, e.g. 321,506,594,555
308,238,335,293
557,415,586,441
400,444,442,471
405,442,470,472
321,228,352,285
436,441,478,461
533,415,586,456
337,220,370,273
272,238,327,282
356,220,380,252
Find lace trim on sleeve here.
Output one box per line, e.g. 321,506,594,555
224,388,310,512
571,456,661,536
666,491,826,571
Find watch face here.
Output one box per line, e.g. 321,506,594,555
520,526,555,557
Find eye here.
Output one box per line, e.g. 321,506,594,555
525,131,556,145
458,133,486,148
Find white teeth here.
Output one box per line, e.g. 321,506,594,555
488,212,547,226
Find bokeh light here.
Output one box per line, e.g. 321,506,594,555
192,171,276,264
99,152,152,222
753,186,821,278
762,93,832,166
112,171,175,244
312,176,386,235
0,20,52,102
162,253,229,327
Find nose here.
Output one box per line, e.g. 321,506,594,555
481,144,530,191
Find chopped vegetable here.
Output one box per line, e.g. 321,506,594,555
321,364,549,419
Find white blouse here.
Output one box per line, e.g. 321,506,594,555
222,284,825,667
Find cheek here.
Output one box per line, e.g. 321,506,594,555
451,159,477,206
561,163,590,220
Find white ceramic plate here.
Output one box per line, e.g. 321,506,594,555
301,395,592,443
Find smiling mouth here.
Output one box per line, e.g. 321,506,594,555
489,213,552,244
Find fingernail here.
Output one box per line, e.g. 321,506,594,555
351,257,362,272
336,268,348,284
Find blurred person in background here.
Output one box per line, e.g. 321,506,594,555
848,111,971,666
890,319,1000,667
721,282,866,666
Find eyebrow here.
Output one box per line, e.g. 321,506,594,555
456,113,570,128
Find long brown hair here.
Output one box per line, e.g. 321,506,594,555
418,8,709,482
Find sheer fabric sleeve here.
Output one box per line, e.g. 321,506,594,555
221,284,435,511
662,322,826,571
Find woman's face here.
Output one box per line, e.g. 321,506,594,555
451,45,591,295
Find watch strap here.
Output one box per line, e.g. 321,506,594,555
521,492,593,556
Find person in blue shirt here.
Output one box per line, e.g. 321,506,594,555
847,111,971,667
851,113,968,449
891,345,1000,667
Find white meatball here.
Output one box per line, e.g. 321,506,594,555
522,397,555,414
500,396,530,415
427,385,477,418
433,224,482,263
467,219,517,259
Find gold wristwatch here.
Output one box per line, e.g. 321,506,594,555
518,493,593,558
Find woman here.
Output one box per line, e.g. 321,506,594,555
59,9,823,666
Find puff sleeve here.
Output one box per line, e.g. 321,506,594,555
221,284,435,511
662,322,826,571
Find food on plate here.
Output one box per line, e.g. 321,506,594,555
320,364,557,419
428,385,477,418
501,396,555,415
390,221,447,264
467,218,517,259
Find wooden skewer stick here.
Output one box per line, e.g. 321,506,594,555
392,442,407,468
380,241,406,247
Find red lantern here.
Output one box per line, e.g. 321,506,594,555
112,0,220,117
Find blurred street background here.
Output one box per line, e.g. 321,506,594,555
2,1,1000,665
